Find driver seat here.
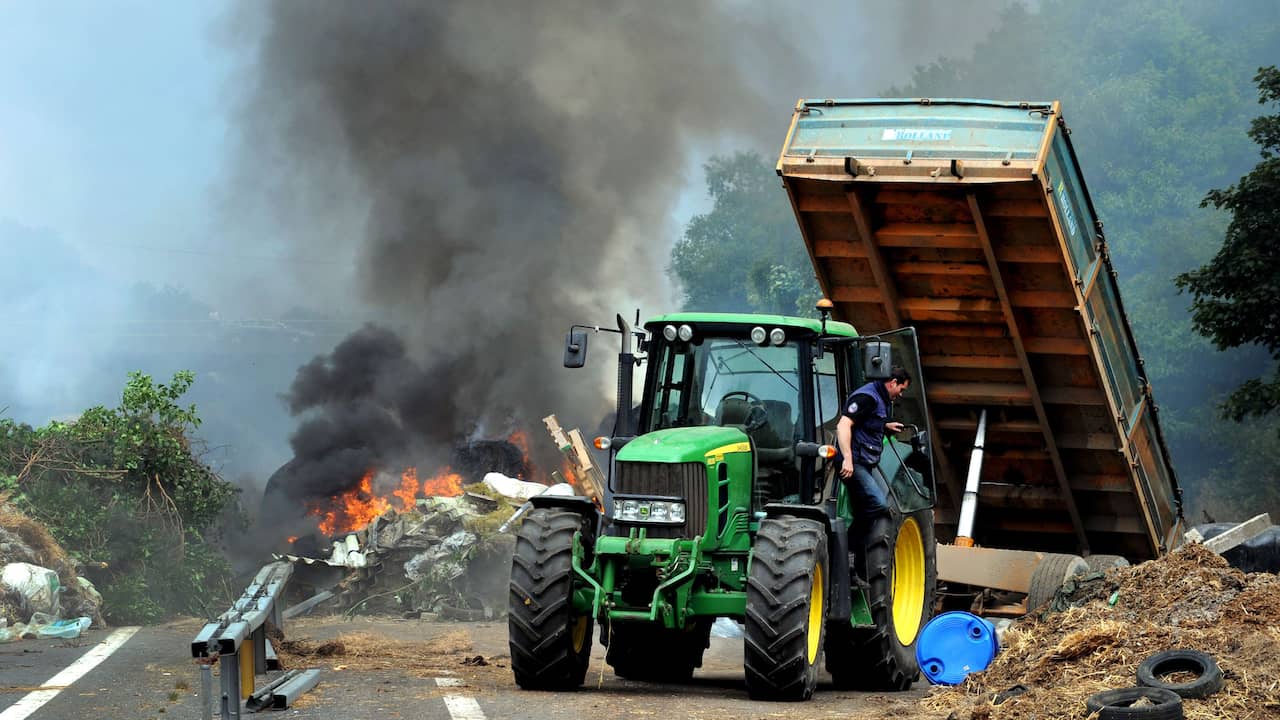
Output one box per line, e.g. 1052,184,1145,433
715,396,752,427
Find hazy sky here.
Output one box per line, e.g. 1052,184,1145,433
0,1,1010,485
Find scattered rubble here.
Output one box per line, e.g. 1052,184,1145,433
923,543,1280,720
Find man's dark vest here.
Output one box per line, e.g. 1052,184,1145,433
850,380,889,467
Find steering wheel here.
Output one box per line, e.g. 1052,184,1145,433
720,390,769,433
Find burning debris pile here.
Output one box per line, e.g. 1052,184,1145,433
923,543,1280,720
276,416,600,621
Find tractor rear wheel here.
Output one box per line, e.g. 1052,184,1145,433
605,619,711,682
827,507,936,691
744,516,828,701
508,508,593,690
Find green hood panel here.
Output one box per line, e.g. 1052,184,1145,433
617,426,750,464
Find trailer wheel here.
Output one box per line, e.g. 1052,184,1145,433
605,619,711,682
1027,553,1088,610
1137,649,1223,699
827,507,936,691
1085,687,1184,719
508,508,593,690
744,516,828,701
1085,554,1131,572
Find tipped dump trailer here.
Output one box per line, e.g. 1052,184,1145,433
777,99,1183,602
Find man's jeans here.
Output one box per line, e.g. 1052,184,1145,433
846,463,888,519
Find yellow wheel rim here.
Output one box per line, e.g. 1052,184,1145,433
571,616,589,653
891,517,925,646
806,562,824,664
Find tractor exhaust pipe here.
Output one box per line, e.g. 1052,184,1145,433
615,314,634,437
955,408,987,547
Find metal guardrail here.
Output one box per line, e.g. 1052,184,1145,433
191,561,294,720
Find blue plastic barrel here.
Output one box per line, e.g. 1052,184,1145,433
915,611,1000,685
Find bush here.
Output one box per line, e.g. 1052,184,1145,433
0,371,240,623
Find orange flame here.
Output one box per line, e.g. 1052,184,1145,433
422,466,465,497
507,430,531,478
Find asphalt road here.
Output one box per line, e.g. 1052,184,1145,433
0,617,945,720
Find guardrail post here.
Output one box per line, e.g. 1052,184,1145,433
220,652,242,720
200,663,213,720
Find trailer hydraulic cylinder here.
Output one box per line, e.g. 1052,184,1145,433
955,409,987,547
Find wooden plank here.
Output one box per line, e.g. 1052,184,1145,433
922,354,1020,370
1023,337,1091,355
812,239,866,258
1186,513,1273,554
928,382,1032,406
981,199,1048,217
1056,433,1120,450
846,189,903,328
1069,474,1132,493
1040,386,1107,406
899,298,1001,314
876,223,981,249
1009,290,1077,308
895,262,989,276
936,417,1041,433
830,286,885,303
795,194,852,213
970,192,1089,553
995,245,1062,264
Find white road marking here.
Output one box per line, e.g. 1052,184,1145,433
0,627,140,720
436,677,485,720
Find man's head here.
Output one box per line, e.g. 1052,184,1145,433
884,365,912,401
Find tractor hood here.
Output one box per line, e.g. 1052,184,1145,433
616,426,752,464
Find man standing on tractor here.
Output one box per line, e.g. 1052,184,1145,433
837,366,912,570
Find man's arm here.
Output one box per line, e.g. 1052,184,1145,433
837,415,855,479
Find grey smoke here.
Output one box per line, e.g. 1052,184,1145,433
224,1,1012,508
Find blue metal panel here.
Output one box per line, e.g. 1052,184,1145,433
786,98,1052,161
1045,132,1097,278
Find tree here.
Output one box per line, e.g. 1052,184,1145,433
670,152,819,315
1176,67,1280,423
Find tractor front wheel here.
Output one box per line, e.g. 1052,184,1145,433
508,508,593,690
744,516,828,701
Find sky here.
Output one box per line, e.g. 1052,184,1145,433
0,1,1011,488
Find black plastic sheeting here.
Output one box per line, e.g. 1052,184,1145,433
1192,523,1280,573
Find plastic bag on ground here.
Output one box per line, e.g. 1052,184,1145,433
2,563,61,617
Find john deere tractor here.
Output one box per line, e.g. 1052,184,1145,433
507,308,937,699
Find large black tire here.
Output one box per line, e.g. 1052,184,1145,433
1026,553,1088,610
1136,649,1224,699
508,509,593,690
605,619,711,682
1085,554,1131,572
744,517,828,701
826,507,936,691
1085,687,1184,719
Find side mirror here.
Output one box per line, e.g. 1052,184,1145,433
863,341,891,380
564,329,589,368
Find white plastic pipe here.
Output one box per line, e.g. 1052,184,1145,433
956,409,987,542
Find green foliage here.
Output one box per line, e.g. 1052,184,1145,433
670,152,819,315
0,372,239,623
1177,67,1280,423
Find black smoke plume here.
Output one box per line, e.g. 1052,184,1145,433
234,1,810,515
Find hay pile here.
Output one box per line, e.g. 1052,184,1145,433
923,543,1280,720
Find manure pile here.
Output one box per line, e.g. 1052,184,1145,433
923,543,1280,720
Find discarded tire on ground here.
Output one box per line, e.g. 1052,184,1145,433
1136,649,1224,699
1085,687,1183,719
1026,553,1088,610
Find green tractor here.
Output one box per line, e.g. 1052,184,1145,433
508,308,937,699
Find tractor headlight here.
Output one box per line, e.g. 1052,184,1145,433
612,497,687,525
750,326,767,344
662,324,678,342
677,324,694,342
769,328,786,346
